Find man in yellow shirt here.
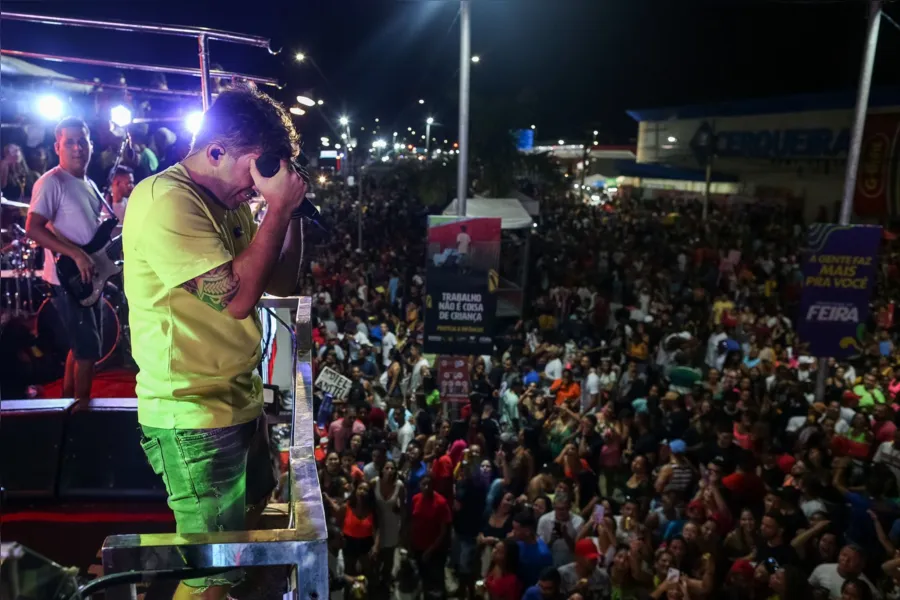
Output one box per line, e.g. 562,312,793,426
123,87,307,600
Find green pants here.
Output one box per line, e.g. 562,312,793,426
139,416,276,589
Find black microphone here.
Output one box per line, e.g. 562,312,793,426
256,152,324,229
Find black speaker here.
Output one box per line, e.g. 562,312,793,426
0,399,72,498
58,398,167,499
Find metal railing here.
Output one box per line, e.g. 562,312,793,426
0,12,281,109
99,297,327,600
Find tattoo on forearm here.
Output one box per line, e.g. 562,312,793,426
181,264,240,311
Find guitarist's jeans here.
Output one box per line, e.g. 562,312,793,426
51,285,102,360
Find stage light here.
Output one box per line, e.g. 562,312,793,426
36,95,63,120
318,175,327,185
295,52,306,62
289,107,306,116
335,143,342,149
593,130,599,136
296,96,316,107
185,111,204,135
317,99,324,105
667,136,678,143
339,116,349,126
558,139,565,145
418,99,425,104
375,118,380,123
471,55,480,63
426,117,434,125
110,105,132,127
530,125,536,130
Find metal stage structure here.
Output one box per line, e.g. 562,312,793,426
0,11,283,109
0,12,327,600
101,297,326,600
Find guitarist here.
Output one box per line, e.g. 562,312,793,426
122,86,307,600
26,117,104,407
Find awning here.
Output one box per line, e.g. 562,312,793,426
614,160,739,183
443,197,534,230
0,55,93,93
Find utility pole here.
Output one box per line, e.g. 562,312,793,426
814,0,882,401
357,167,364,251
456,0,471,217
580,139,590,201
702,156,713,221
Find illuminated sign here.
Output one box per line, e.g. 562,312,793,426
712,125,850,159
319,150,338,159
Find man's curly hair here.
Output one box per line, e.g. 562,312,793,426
190,85,298,160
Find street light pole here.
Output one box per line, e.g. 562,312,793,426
814,0,882,402
456,0,471,217
357,167,364,251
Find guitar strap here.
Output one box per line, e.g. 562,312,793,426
87,178,119,226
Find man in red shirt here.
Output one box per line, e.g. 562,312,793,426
410,474,452,597
873,404,897,444
430,437,454,500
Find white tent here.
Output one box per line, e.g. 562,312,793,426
443,197,534,230
0,55,94,93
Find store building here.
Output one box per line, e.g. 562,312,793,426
627,88,900,222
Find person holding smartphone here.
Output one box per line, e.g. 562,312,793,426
538,494,584,567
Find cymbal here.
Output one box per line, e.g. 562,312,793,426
0,197,29,208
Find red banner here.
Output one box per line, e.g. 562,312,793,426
854,112,900,218
437,356,470,403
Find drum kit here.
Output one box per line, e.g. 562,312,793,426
1,195,128,390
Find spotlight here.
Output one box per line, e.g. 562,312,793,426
185,111,204,135
36,95,63,120
296,96,316,107
110,105,132,127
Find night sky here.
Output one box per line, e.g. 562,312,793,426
3,0,899,146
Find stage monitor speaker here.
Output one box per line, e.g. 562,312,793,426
58,398,167,499
0,399,73,499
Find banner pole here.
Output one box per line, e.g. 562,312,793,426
815,0,881,402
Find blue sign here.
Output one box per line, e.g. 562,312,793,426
692,121,851,160
516,129,534,151
713,125,850,159
798,224,881,358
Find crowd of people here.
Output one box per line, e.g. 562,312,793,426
7,82,900,600
306,180,900,600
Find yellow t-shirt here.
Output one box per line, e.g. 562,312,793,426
123,164,263,429
712,300,734,324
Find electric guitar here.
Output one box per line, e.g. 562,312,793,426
56,218,122,307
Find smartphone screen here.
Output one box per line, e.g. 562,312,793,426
667,568,680,582
593,504,605,524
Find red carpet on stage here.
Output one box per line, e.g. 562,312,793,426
37,368,137,399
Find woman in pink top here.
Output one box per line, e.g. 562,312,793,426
732,410,756,451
